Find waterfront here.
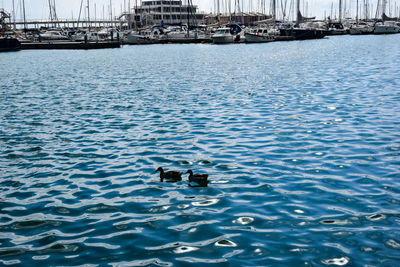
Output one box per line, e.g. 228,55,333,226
1,34,400,265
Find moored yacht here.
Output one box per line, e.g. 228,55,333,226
39,30,70,41
72,31,101,42
279,1,327,40
280,22,328,40
164,26,211,43
349,22,374,35
374,21,400,34
244,28,275,43
327,22,348,35
123,27,164,44
211,24,244,44
211,27,235,44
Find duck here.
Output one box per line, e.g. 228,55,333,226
186,169,209,187
155,167,182,182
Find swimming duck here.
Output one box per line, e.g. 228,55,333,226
156,167,182,182
186,169,209,187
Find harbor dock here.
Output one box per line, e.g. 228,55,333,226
20,41,121,50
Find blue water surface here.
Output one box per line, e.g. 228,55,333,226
1,34,400,266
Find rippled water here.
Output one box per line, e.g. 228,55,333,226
1,34,400,266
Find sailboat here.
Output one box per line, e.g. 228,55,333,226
244,28,275,43
244,0,276,43
211,1,246,44
374,1,400,34
326,0,347,35
279,0,327,40
349,0,374,35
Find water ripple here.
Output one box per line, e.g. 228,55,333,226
1,35,400,265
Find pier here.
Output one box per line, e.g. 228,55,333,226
6,20,121,30
20,41,120,50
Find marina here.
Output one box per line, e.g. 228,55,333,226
1,1,400,50
20,41,121,50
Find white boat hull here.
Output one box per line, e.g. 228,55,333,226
123,34,160,44
244,33,275,43
211,35,235,44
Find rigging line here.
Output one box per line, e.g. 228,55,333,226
281,0,289,20
48,0,53,22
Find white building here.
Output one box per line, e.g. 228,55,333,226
131,1,206,27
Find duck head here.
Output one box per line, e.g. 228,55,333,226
155,167,164,173
186,169,193,176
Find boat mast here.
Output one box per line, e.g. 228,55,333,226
187,0,190,36
87,0,91,31
47,0,59,28
48,0,53,26
12,0,16,30
339,0,342,22
272,0,276,21
127,0,131,29
356,0,359,24
229,0,231,21
110,0,112,28
187,0,196,27
135,0,138,30
296,0,300,26
281,0,289,22
54,0,58,27
22,0,26,36
78,0,83,29
169,0,173,24
95,3,97,27
382,0,387,16
180,0,182,25
161,0,164,22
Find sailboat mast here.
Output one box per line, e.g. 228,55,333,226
53,0,58,23
296,0,300,26
127,0,131,29
161,0,164,22
48,0,53,25
110,0,112,27
187,0,190,36
356,0,359,24
22,0,26,35
95,3,97,27
339,0,342,22
87,0,91,31
169,0,172,24
12,0,16,30
375,0,380,18
382,0,387,16
272,0,276,20
135,0,138,30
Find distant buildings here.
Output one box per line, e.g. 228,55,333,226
127,0,206,27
